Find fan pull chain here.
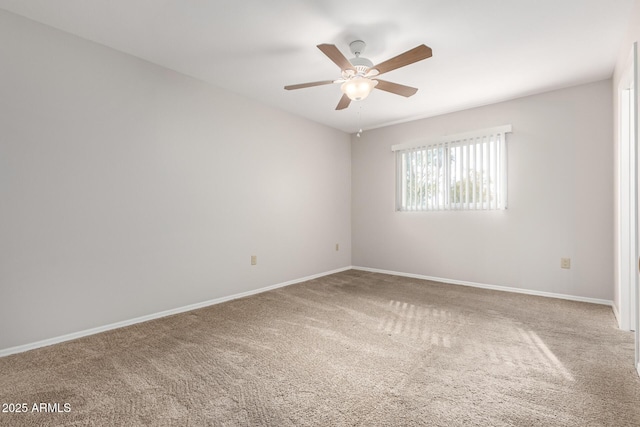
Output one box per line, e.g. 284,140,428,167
356,104,363,138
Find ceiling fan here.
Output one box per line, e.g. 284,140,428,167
284,40,432,110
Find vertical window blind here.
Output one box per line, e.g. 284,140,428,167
392,125,511,211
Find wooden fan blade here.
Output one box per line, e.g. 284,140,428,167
284,80,336,90
374,79,418,97
336,93,351,110
371,44,432,75
317,44,355,71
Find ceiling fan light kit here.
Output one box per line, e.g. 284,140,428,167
341,77,378,101
284,40,432,110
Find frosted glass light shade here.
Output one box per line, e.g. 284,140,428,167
341,77,378,101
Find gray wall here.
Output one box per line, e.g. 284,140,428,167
0,11,352,351
352,80,613,300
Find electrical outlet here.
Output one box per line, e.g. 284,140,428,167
335,243,339,251
251,255,257,266
561,257,571,269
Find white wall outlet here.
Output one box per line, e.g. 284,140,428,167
560,257,571,269
335,243,339,251
251,255,257,266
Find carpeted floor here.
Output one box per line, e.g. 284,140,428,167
1,270,639,426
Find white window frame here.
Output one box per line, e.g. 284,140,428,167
392,125,512,212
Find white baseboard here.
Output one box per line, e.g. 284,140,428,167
0,266,351,358
2,266,617,358
612,302,622,327
352,266,614,307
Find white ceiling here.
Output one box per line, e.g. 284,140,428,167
0,0,635,133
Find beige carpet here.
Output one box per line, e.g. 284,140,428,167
1,270,639,426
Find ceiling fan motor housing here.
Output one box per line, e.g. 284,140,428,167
348,40,373,71
350,59,373,71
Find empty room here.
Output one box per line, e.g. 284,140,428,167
1,0,640,425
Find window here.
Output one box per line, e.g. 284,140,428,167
392,125,511,211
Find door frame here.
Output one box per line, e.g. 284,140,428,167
617,42,638,373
